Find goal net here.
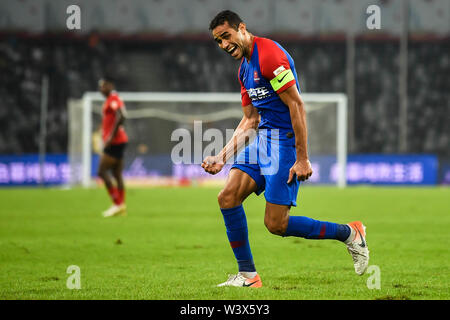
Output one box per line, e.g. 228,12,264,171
68,92,347,188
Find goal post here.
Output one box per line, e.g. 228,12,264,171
68,92,347,188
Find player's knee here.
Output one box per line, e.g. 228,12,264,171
264,216,289,236
264,220,284,236
97,167,108,180
217,188,241,209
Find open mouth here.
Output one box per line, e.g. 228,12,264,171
227,45,237,56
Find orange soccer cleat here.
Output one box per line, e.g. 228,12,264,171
217,273,262,288
345,221,370,275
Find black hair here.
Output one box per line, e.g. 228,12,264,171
209,10,243,31
101,74,116,84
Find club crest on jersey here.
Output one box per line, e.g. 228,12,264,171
253,71,260,83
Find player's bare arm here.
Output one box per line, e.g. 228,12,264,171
278,85,313,183
105,107,126,148
202,103,259,175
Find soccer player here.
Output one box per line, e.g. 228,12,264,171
202,10,369,287
97,76,128,217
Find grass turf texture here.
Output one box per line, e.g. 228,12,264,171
0,186,448,300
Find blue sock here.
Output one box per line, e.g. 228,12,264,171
284,216,350,242
221,205,256,272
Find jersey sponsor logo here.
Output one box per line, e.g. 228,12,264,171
247,87,272,101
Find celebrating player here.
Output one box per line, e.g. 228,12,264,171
202,10,369,287
98,76,128,217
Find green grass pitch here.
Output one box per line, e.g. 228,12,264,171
0,186,449,300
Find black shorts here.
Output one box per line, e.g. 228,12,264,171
103,143,127,160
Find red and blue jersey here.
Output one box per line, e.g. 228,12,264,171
239,36,300,137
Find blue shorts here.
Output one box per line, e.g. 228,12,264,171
231,132,300,207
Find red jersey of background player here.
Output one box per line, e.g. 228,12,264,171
102,91,128,145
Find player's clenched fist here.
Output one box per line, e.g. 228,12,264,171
287,159,313,183
201,156,225,175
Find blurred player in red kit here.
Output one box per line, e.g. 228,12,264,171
97,76,128,217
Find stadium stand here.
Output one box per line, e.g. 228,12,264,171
0,34,448,159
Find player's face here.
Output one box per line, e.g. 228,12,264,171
98,79,112,97
212,22,247,60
